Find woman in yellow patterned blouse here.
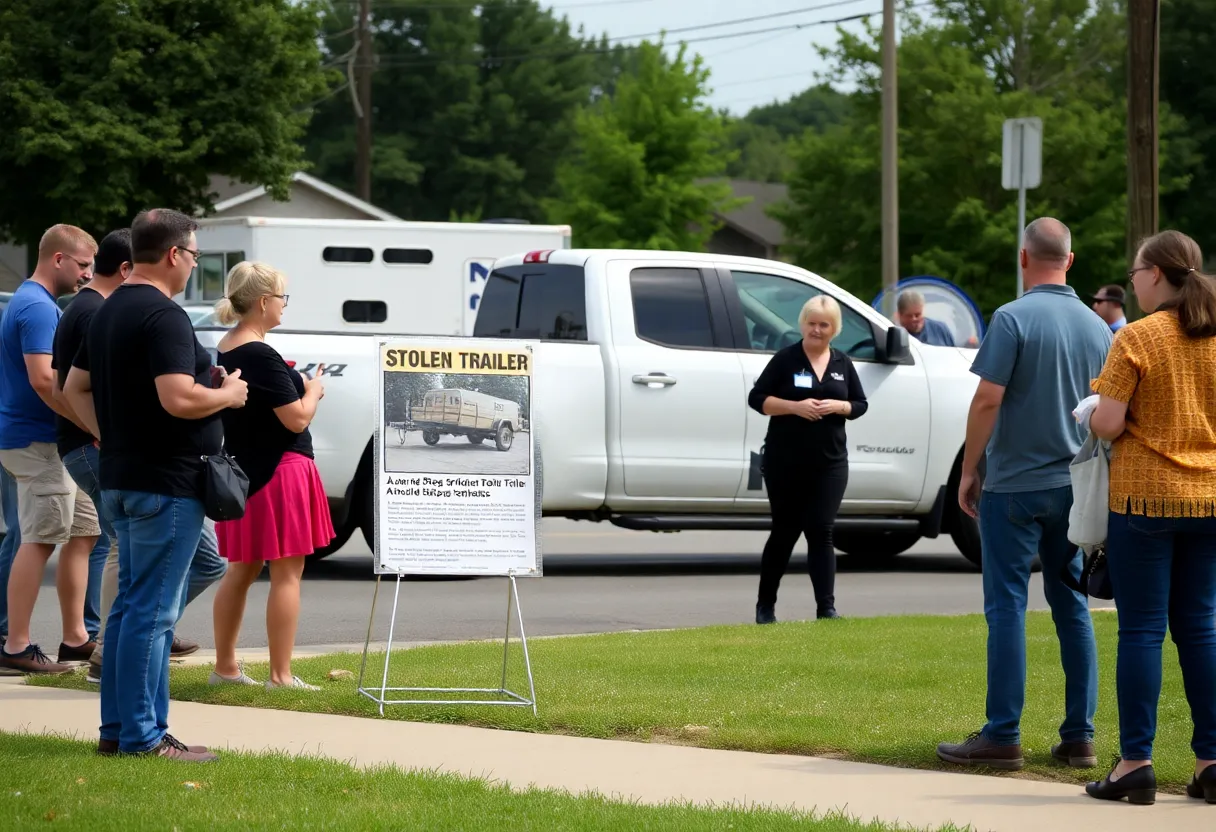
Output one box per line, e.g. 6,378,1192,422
1086,230,1216,806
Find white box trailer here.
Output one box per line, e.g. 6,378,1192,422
187,217,571,335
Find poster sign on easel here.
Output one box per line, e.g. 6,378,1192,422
358,336,541,714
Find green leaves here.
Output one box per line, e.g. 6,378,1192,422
546,42,741,251
0,0,332,248
775,0,1182,316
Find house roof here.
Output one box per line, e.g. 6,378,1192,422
204,172,400,222
701,179,788,248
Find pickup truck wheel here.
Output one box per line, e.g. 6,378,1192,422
833,530,920,561
468,435,484,445
422,430,440,446
495,424,514,452
950,510,983,569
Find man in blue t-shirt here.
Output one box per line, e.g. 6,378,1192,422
897,290,958,346
0,224,102,675
937,217,1111,773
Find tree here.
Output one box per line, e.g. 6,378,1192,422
774,0,1190,316
305,0,628,222
724,86,851,183
1159,0,1216,258
545,41,740,250
0,0,331,252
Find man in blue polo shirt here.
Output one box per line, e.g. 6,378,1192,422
897,290,958,346
0,224,102,675
937,217,1112,772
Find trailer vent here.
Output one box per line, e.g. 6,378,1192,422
383,248,434,265
323,246,374,264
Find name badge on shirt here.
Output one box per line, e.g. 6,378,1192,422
830,372,845,381
793,372,814,389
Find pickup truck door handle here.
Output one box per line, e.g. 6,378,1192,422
632,373,677,388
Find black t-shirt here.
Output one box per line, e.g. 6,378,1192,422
747,344,869,470
216,341,313,497
73,283,222,498
51,287,105,458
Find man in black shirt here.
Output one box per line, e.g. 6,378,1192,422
51,230,127,660
52,229,218,686
65,209,247,762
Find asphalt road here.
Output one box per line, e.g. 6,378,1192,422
22,520,1097,651
384,430,533,476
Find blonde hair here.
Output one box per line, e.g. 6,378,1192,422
214,261,286,325
37,224,98,260
798,295,842,338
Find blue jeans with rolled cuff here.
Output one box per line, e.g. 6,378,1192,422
1106,510,1216,761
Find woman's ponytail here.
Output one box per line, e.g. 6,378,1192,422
1138,230,1216,338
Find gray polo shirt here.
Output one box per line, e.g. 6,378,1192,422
971,284,1113,493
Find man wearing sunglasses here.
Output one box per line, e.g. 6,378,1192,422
0,224,102,675
1090,284,1127,333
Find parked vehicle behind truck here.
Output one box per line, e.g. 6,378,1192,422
194,249,984,566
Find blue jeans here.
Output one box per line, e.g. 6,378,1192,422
62,446,114,640
0,465,18,636
65,445,225,650
978,486,1098,745
99,490,204,753
1106,511,1216,761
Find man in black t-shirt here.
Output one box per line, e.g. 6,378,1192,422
64,209,247,762
51,230,127,665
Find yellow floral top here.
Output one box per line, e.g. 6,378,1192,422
1092,312,1216,516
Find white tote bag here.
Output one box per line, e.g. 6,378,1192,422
1068,431,1111,548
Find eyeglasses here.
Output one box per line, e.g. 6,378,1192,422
58,253,93,272
1127,266,1153,279
269,293,290,307
176,246,201,262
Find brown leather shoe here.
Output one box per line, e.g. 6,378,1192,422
57,640,98,664
137,735,217,762
170,636,200,658
937,731,1025,770
1052,741,1098,768
100,734,209,757
0,643,75,675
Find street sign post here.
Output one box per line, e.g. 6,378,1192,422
1002,117,1043,298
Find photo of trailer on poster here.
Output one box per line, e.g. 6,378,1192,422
375,337,540,577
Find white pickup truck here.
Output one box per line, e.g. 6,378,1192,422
194,249,984,566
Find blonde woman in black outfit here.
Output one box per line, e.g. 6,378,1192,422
748,295,868,624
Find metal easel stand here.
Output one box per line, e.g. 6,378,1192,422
356,570,537,716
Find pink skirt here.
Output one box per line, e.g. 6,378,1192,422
217,452,335,563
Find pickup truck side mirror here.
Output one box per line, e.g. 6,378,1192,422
878,325,911,364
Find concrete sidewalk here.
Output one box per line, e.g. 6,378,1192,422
1,678,1210,832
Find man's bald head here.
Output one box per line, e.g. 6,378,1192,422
1023,217,1072,267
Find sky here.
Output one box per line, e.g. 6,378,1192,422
545,0,879,114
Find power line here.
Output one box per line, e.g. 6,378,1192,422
613,0,870,42
713,70,816,90
366,5,893,68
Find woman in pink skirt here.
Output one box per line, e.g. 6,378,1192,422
207,262,334,691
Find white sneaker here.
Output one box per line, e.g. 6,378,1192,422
265,675,320,691
208,661,261,687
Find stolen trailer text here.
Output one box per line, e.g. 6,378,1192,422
396,388,522,451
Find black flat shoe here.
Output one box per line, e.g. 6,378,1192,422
1186,763,1216,803
816,607,840,620
1086,759,1156,805
755,603,777,625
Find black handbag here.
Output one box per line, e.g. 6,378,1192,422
201,450,250,522
1061,545,1114,601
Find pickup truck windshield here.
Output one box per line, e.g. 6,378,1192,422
473,264,587,341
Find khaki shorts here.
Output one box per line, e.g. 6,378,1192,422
0,442,100,544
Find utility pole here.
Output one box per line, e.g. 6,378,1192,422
1127,0,1160,270
880,0,899,320
354,0,373,202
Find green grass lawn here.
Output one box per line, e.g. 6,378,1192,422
0,733,959,831
31,612,1197,791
